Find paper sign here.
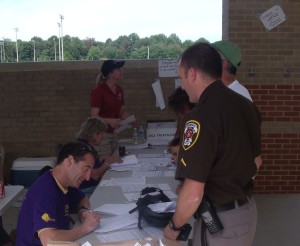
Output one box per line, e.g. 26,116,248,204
260,5,286,31
158,60,179,77
147,127,176,145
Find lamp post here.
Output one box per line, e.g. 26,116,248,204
59,14,64,61
2,38,5,62
58,23,61,61
0,40,3,62
32,40,36,62
14,28,19,62
53,38,57,61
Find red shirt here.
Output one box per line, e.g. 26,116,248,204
90,83,124,133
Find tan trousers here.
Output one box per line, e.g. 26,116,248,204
192,196,257,246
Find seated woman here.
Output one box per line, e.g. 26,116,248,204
76,117,122,195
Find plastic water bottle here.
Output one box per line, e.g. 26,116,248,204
132,127,139,144
138,125,145,142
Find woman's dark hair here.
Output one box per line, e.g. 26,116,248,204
168,87,195,114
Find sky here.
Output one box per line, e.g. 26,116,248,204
1,0,222,43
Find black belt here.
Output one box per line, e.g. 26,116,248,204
213,197,250,213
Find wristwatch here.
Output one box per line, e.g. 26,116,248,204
168,218,183,231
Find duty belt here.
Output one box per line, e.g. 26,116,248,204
194,196,250,220
213,197,250,213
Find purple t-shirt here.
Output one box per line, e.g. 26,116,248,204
16,171,84,246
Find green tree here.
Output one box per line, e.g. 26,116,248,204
19,41,33,62
149,34,168,44
165,44,183,59
130,46,148,59
101,45,119,59
0,33,208,62
148,44,168,59
128,33,140,43
167,34,182,46
87,46,102,60
182,40,194,49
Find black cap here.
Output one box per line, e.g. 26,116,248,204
101,60,125,78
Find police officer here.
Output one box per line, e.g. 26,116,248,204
163,43,261,246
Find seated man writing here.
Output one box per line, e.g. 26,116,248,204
16,142,101,246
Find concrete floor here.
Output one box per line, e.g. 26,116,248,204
2,194,300,245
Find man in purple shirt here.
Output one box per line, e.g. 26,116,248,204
16,142,101,246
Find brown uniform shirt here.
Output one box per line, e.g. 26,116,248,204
176,81,261,205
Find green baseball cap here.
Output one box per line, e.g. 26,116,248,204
212,40,242,68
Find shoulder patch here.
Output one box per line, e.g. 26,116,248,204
182,120,200,150
41,213,55,222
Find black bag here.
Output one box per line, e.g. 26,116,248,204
129,187,174,229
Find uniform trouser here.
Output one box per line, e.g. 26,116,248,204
95,132,119,159
192,196,257,246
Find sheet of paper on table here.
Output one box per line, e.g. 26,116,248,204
100,177,146,187
110,155,138,167
94,203,136,216
96,227,163,244
95,213,138,233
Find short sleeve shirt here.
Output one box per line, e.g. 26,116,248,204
176,81,261,204
90,83,124,133
16,171,85,246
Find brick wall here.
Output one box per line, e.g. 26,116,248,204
224,0,300,193
0,60,177,182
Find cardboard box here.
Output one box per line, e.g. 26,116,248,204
11,157,56,187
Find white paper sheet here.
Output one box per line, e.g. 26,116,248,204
110,154,138,167
94,203,136,215
99,177,146,187
96,227,163,243
95,213,138,233
138,158,171,166
147,201,176,213
137,153,164,158
110,164,157,172
111,177,146,185
151,79,165,110
114,115,135,134
125,142,149,150
131,171,175,177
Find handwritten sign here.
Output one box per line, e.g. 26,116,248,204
260,5,286,31
158,59,179,77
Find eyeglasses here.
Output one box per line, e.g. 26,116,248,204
71,145,98,160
